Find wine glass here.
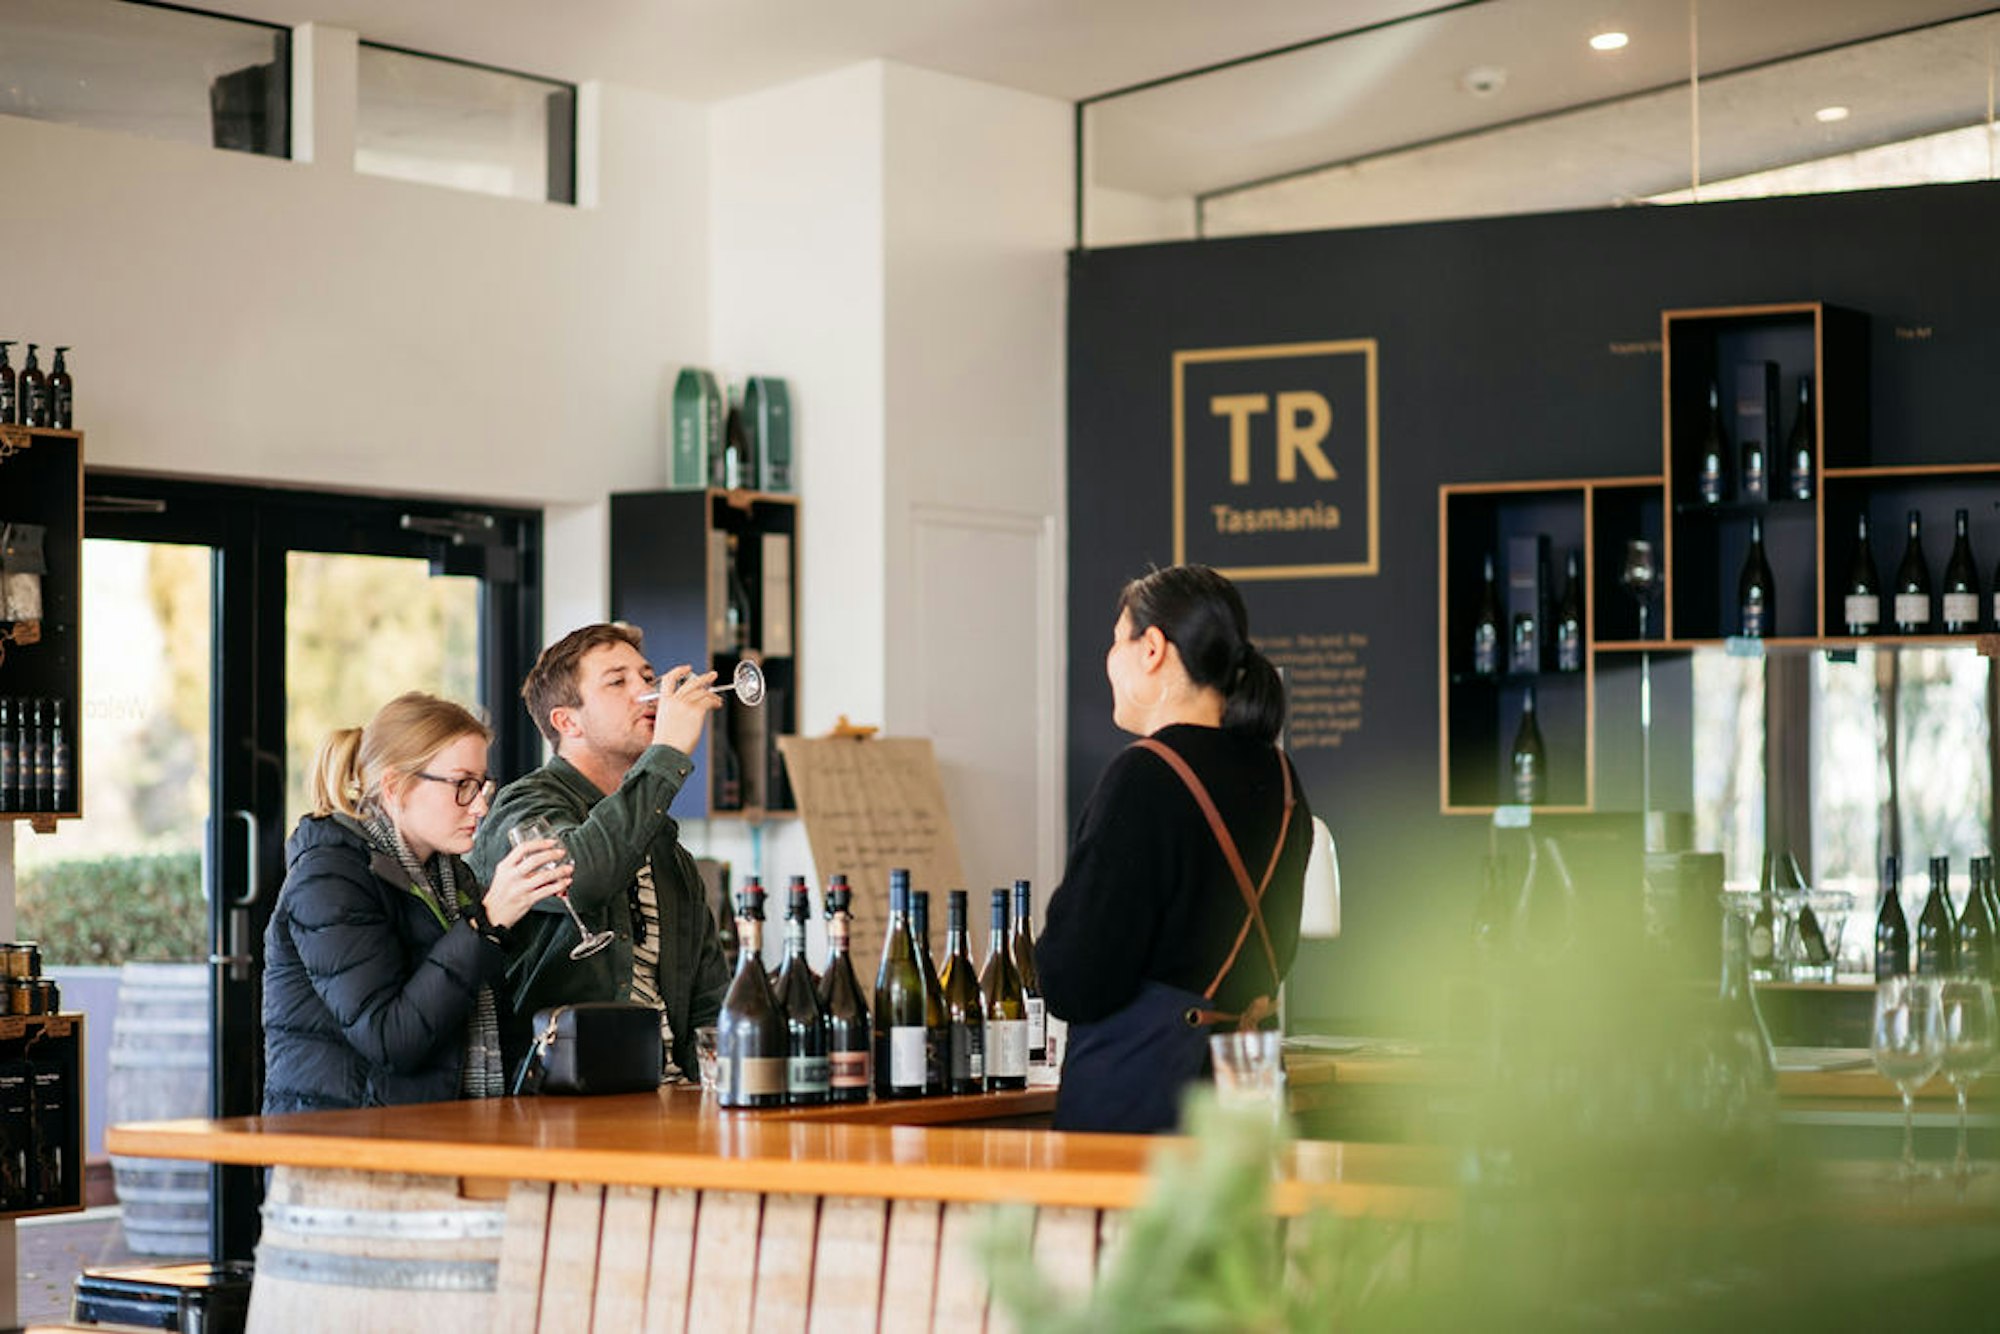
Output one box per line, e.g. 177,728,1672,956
508,816,613,960
1936,977,1996,1179
1620,539,1659,640
1871,976,1944,1181
1802,889,1854,981
639,658,766,706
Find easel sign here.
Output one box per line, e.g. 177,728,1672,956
775,733,965,986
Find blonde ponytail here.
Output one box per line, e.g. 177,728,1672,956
310,726,368,817
308,693,492,819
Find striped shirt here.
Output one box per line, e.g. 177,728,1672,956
629,858,679,1077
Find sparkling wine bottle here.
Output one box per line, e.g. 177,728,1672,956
1696,379,1728,505
1010,880,1046,1067
1844,512,1880,636
1554,550,1583,672
1942,508,1980,634
1916,856,1957,978
717,885,788,1108
937,890,986,1094
1957,856,1996,981
910,889,949,1096
1737,515,1775,638
817,875,872,1102
1472,552,1500,678
1894,510,1931,634
1509,687,1546,806
872,869,928,1099
776,880,830,1105
1874,856,1910,980
980,889,1029,1091
1785,375,1814,501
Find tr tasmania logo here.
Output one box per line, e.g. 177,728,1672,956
1171,340,1379,581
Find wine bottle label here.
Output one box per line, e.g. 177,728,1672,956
1740,603,1765,637
1943,593,1978,626
1844,594,1879,629
949,1022,984,1082
1894,593,1929,627
787,1054,830,1096
1741,464,1765,499
725,1054,787,1100
1749,924,1773,961
1698,462,1723,504
1556,627,1580,672
1025,997,1047,1055
986,1019,1028,1078
830,1049,870,1090
889,1026,926,1090
1473,627,1497,675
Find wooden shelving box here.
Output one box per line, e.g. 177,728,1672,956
0,426,83,831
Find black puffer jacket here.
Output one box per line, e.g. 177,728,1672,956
262,814,506,1114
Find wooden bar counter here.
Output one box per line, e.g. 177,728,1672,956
108,1084,1454,1333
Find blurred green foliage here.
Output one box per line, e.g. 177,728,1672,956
16,850,206,965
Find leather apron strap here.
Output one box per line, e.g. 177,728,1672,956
1133,738,1296,1030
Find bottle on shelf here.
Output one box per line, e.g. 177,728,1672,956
1916,855,1957,978
981,889,1029,1091
1509,687,1546,806
817,874,872,1102
1554,550,1582,673
0,698,14,812
1737,515,1775,638
1739,414,1768,506
1844,512,1881,636
1471,552,1500,678
1894,510,1932,635
47,699,70,814
1942,508,1980,634
716,884,788,1109
775,879,830,1106
25,700,46,815
0,342,15,426
18,345,48,429
872,869,928,1100
910,889,948,1096
723,533,753,653
1957,856,1997,981
48,348,73,431
1785,375,1814,501
1874,855,1910,980
1010,879,1046,1068
1696,379,1729,505
937,890,986,1095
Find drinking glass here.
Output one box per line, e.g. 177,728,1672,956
694,1025,721,1092
1936,977,1996,1179
508,816,613,960
638,658,766,706
1620,539,1659,639
1210,1030,1285,1120
1871,976,1944,1181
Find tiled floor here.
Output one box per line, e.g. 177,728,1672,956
15,1209,194,1327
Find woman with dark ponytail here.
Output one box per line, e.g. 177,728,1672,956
1038,564,1313,1133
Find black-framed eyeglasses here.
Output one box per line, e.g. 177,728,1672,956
415,772,497,807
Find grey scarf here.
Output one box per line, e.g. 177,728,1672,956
365,810,505,1099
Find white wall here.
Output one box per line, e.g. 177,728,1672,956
0,36,709,508
694,61,1070,912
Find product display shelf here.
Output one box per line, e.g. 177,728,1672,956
0,425,82,832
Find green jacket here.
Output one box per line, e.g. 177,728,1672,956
466,746,729,1081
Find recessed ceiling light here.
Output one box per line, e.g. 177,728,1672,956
1590,31,1629,52
1815,105,1851,123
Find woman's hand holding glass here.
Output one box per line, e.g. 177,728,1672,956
483,834,575,930
505,816,614,959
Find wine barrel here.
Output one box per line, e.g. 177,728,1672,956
106,962,211,1256
247,1167,502,1332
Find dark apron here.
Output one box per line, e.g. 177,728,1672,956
1053,739,1295,1135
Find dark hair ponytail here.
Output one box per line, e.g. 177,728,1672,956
1117,564,1286,745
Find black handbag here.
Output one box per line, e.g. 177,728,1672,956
512,1001,664,1095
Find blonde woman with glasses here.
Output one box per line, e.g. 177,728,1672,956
262,691,570,1113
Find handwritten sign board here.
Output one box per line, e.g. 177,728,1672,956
775,735,965,985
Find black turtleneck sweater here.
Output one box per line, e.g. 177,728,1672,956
1037,723,1312,1025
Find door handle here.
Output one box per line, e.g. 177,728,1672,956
208,809,261,982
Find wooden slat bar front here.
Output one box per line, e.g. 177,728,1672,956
108,1084,1455,1334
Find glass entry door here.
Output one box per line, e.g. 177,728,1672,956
62,475,538,1261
